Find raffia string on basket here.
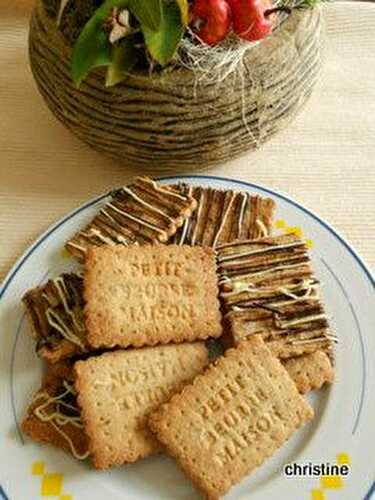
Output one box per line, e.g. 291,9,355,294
29,0,323,172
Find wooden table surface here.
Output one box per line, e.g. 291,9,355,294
0,1,374,282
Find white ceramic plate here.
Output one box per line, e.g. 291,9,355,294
0,175,374,500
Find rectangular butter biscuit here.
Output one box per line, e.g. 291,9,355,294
84,245,222,349
282,350,334,394
23,273,87,363
218,234,337,359
149,336,313,499
22,361,89,460
74,343,210,469
173,185,275,248
66,177,197,261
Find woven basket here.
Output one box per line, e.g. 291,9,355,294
29,1,323,172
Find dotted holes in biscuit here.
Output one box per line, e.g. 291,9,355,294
99,416,111,426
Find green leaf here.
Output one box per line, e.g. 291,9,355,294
106,39,138,86
175,0,189,28
128,0,162,31
71,0,129,87
143,1,184,67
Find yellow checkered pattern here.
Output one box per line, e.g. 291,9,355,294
32,453,350,499
311,490,326,500
310,453,351,500
31,461,73,499
274,219,313,248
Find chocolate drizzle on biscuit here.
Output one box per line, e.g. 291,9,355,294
33,380,89,460
173,185,275,248
65,177,197,261
22,361,90,460
23,273,86,362
217,234,336,358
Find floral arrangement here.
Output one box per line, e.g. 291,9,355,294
70,0,320,87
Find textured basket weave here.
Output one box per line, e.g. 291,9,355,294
29,1,323,172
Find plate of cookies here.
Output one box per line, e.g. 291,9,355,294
0,175,374,500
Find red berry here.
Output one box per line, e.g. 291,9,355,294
228,0,276,42
191,0,232,46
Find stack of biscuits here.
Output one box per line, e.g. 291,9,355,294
21,176,336,499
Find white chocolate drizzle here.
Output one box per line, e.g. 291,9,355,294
224,278,321,318
179,217,190,245
237,280,319,307
275,313,327,329
256,218,269,238
222,277,316,295
221,262,310,286
107,202,168,239
212,193,236,248
191,191,205,246
218,275,231,286
268,295,319,308
100,207,117,224
45,309,85,348
290,337,330,346
326,333,339,343
83,229,116,246
218,241,304,264
177,186,193,245
276,279,317,300
33,381,89,460
237,192,248,239
99,209,132,245
66,241,87,254
145,178,190,202
120,185,175,223
221,281,257,297
216,239,263,250
231,294,319,312
53,278,85,334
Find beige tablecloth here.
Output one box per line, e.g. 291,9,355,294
0,1,374,282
